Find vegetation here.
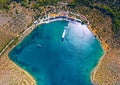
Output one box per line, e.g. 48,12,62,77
92,3,120,33
67,0,120,33
37,0,59,5
0,0,120,33
0,0,10,10
0,1,120,84
15,9,18,14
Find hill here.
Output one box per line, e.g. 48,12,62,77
0,0,120,85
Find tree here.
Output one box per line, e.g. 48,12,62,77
15,9,18,14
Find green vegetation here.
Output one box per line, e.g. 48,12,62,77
0,0,120,33
67,1,76,8
21,0,27,7
33,0,59,10
93,4,120,33
67,0,120,33
0,0,59,9
15,9,18,14
0,0,10,10
37,0,59,5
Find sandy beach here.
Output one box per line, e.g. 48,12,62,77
1,1,120,84
0,11,112,85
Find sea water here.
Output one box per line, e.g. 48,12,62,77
9,20,103,85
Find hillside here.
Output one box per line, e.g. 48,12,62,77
0,0,120,85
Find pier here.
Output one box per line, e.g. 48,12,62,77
61,26,68,41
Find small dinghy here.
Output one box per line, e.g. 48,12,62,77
37,44,42,48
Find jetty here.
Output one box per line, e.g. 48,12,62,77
61,26,68,41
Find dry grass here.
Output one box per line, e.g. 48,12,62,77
0,2,120,85
0,48,36,85
91,50,120,85
76,6,120,85
0,2,35,51
0,2,36,85
0,28,13,51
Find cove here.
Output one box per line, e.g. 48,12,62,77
9,20,103,85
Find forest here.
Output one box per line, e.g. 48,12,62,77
69,0,120,33
0,0,120,33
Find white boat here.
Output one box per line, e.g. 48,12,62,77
61,26,68,41
37,44,42,48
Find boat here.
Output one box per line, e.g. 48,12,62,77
37,44,42,48
61,37,64,41
61,27,68,41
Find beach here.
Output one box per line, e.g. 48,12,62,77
9,19,103,85
0,1,119,84
0,12,108,85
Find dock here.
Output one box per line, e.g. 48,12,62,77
61,26,68,41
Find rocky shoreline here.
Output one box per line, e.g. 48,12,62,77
0,1,120,85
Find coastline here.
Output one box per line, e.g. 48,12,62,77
0,18,38,84
87,25,110,52
4,15,70,85
0,47,36,85
88,25,111,84
0,17,38,85
9,17,102,85
1,12,107,84
5,15,88,84
90,53,106,84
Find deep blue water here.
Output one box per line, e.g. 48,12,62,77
9,20,103,85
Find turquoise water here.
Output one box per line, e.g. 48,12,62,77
9,20,103,85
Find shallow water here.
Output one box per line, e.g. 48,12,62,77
9,20,103,85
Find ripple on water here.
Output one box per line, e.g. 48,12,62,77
9,20,103,85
